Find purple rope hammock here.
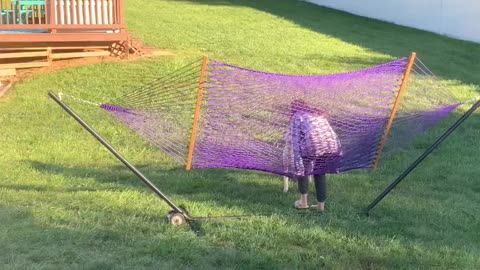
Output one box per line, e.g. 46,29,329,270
100,55,460,177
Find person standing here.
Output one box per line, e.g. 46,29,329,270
288,100,342,211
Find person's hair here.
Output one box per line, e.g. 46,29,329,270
290,99,325,116
290,99,308,114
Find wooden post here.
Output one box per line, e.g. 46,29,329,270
115,0,120,24
11,2,17,24
4,1,8,24
71,0,76,24
118,0,124,31
16,1,23,24
42,0,46,24
96,0,101,25
186,56,208,171
372,52,416,171
82,0,86,24
32,2,35,24
49,0,57,32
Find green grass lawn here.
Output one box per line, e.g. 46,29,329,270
1,0,480,269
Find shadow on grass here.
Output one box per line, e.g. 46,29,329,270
22,115,480,251
25,160,290,215
178,0,480,87
6,204,473,269
4,161,479,268
0,207,304,269
9,107,478,263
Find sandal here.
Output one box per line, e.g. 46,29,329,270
309,205,325,212
294,200,309,210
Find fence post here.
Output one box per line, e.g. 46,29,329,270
48,0,57,32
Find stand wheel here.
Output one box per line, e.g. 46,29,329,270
168,212,186,225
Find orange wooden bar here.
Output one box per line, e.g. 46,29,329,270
372,52,417,171
186,56,209,171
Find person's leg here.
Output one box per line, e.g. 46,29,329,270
313,174,327,211
296,176,309,208
283,176,290,193
295,157,312,208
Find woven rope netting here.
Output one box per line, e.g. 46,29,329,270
385,58,461,152
92,55,460,177
98,59,205,164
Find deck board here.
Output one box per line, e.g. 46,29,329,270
0,32,128,43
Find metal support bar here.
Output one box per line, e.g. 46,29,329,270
364,100,480,214
48,91,190,219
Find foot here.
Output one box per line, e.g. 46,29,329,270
309,202,325,212
294,200,309,209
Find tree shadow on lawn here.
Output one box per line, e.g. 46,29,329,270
178,0,480,87
11,106,479,261
22,115,480,255
5,161,479,269
25,160,293,214
0,207,312,269
4,205,474,269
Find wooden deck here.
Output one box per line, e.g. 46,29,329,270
0,0,127,44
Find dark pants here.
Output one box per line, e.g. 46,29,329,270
296,155,336,202
298,174,326,202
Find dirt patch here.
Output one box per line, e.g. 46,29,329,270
0,43,175,100
15,47,175,78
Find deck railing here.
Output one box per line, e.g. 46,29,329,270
0,0,124,32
